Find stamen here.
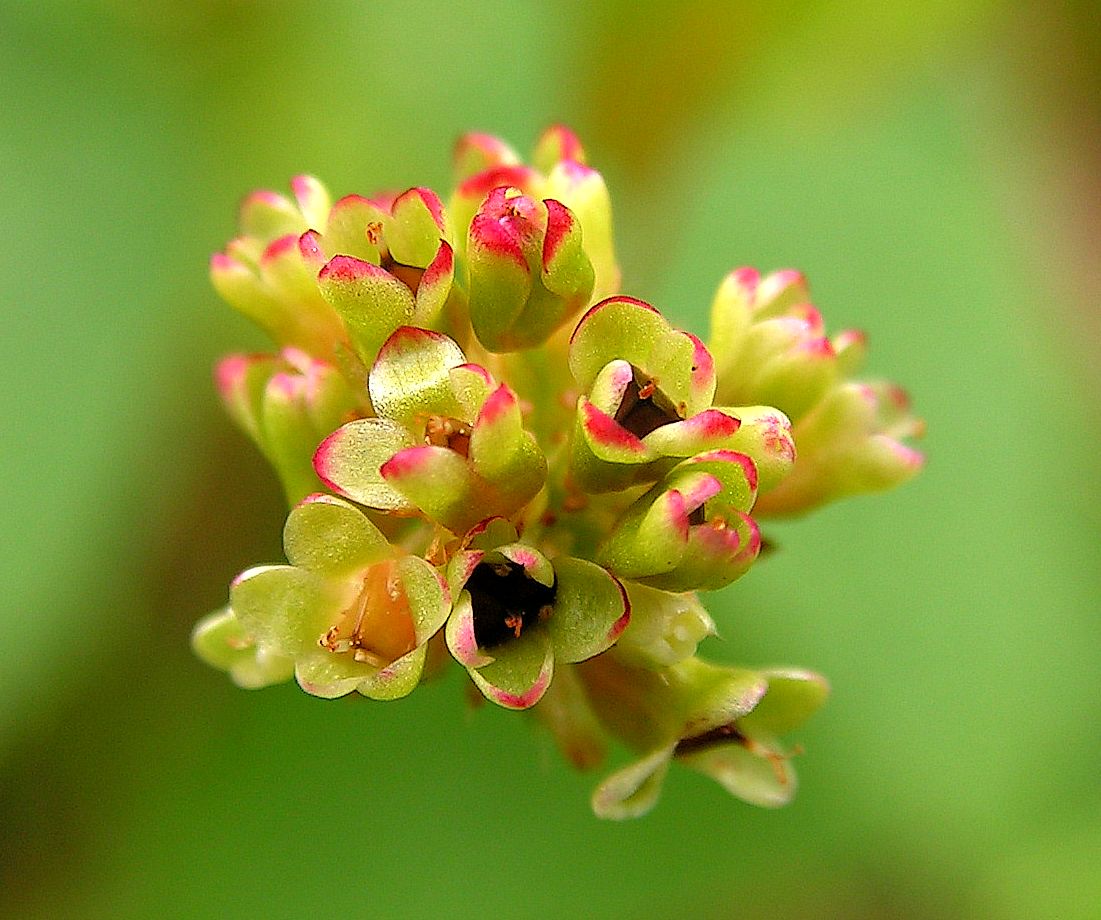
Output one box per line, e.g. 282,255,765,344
317,562,417,665
424,415,472,457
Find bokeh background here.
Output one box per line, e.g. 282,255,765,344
2,1,1099,917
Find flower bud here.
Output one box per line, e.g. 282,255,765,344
191,606,294,689
756,381,925,515
598,450,761,592
313,327,546,534
466,188,595,351
215,348,360,504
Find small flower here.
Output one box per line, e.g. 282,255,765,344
215,348,361,504
597,449,762,592
755,380,925,514
310,186,457,367
229,494,450,700
708,267,924,513
567,296,744,492
451,125,620,302
578,653,829,819
465,187,594,352
612,581,716,668
191,606,294,690
313,326,546,535
443,519,630,709
210,177,346,357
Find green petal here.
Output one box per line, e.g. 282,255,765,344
590,747,673,820
322,195,385,262
598,488,687,579
577,398,655,464
677,741,797,808
256,234,327,309
190,606,294,689
238,189,303,240
540,199,595,306
412,241,454,329
586,359,633,415
294,650,372,699
641,409,741,459
752,336,838,422
444,589,494,668
317,256,415,365
568,297,670,393
463,516,519,553
543,160,620,302
532,124,586,173
387,187,447,268
210,253,305,350
645,330,716,414
453,131,521,182
708,267,756,377
545,557,629,663
671,450,759,512
380,445,482,534
259,373,332,505
466,195,537,352
738,669,830,737
393,555,451,644
230,565,343,657
712,405,796,494
290,175,331,230
753,269,811,320
368,326,467,426
313,418,415,511
675,660,769,738
447,363,495,421
355,643,428,701
283,494,391,577
469,386,547,509
567,403,648,494
469,631,554,710
215,353,278,444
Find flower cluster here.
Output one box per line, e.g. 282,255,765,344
192,126,923,818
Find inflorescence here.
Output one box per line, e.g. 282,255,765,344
192,126,924,818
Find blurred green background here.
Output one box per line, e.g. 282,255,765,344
3,1,1099,917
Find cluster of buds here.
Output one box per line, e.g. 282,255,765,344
193,126,923,818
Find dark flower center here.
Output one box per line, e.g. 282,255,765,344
673,722,749,756
613,367,682,438
467,560,557,649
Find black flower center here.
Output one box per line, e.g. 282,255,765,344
673,722,749,756
613,367,682,438
467,560,557,649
